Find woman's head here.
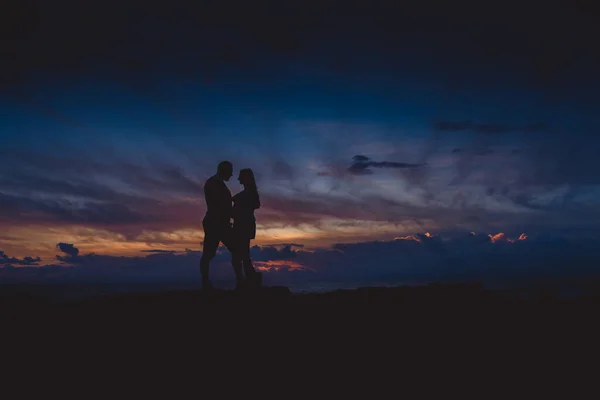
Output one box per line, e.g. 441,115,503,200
238,168,260,209
238,168,257,189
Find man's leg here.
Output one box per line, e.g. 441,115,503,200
221,227,244,286
200,229,219,287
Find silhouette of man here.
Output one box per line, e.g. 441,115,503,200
199,161,236,289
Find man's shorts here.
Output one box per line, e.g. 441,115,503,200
201,219,236,259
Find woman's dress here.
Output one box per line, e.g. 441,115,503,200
232,189,259,240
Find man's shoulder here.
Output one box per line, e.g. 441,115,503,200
205,175,220,188
205,176,230,194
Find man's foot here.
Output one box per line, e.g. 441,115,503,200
202,280,215,291
247,271,263,289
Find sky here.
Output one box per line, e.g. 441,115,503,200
1,1,600,286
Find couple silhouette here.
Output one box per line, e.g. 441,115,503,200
199,161,263,291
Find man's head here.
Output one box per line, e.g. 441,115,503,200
217,161,233,181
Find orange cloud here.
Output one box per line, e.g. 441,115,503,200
253,260,308,272
392,232,437,243
488,232,507,243
488,232,528,243
518,233,528,241
394,235,422,243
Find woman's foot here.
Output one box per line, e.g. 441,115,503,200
202,280,215,291
235,278,246,291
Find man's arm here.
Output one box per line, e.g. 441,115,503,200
205,178,233,222
224,187,233,221
204,179,216,212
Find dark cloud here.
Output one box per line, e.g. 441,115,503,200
260,189,514,233
0,164,580,239
0,152,216,235
271,160,295,181
2,1,599,272
347,165,374,176
451,148,493,156
8,93,104,135
75,202,155,225
0,192,156,226
0,171,120,201
348,155,425,175
516,134,600,186
446,131,600,193
2,0,596,103
434,121,547,134
259,191,430,226
3,233,600,292
140,250,177,254
293,232,600,286
0,108,597,245
436,121,473,132
155,165,204,196
431,116,600,193
251,245,298,261
56,242,79,257
3,169,478,238
0,251,41,266
0,148,205,202
263,243,305,248
0,243,242,284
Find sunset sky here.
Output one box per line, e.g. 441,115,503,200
2,1,599,285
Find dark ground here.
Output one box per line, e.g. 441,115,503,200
2,282,598,393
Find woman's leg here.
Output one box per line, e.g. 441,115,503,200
241,238,256,277
232,252,244,285
227,228,245,286
241,238,262,288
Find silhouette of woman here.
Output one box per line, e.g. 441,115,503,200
232,168,262,290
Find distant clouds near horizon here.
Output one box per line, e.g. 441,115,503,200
3,230,599,289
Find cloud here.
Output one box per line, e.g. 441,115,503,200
434,120,547,134
1,108,598,252
251,245,299,261
4,0,597,93
56,242,79,257
291,231,600,287
0,251,41,266
0,192,156,227
5,151,598,256
348,155,426,175
271,160,295,181
2,1,599,271
0,154,204,201
263,243,305,248
3,232,600,293
452,148,494,156
426,117,600,205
